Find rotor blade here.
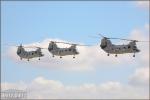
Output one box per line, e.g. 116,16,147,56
34,46,47,49
108,38,149,42
97,33,134,41
52,41,78,45
93,33,149,43
50,41,92,46
4,43,20,47
107,37,134,41
76,44,92,46
49,41,68,44
98,33,105,38
23,46,47,49
136,40,150,42
54,41,73,45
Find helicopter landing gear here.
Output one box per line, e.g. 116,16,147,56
107,53,110,56
115,54,117,57
73,55,75,59
133,53,135,57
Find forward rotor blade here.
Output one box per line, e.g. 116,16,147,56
108,38,149,42
98,33,134,41
98,33,105,38
54,41,73,45
4,43,19,47
107,37,134,41
50,41,92,46
76,44,92,46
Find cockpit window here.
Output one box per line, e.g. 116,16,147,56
133,46,137,48
48,45,53,51
100,41,107,49
128,46,131,49
17,49,21,55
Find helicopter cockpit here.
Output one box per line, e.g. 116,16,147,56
48,42,58,51
17,46,25,55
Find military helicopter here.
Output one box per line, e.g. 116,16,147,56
16,44,44,61
92,34,149,57
48,41,89,58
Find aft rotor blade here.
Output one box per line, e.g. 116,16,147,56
136,40,150,42
108,38,149,42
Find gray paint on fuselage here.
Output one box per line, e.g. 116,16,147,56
100,39,140,54
49,48,79,56
48,42,79,56
17,47,44,59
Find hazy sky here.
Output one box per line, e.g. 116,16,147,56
1,1,149,99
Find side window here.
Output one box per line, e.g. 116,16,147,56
73,49,76,52
133,46,136,49
128,46,130,49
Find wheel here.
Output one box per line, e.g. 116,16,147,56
115,54,117,57
39,58,40,60
107,53,109,56
27,59,29,61
60,56,62,58
20,58,22,60
53,55,54,57
73,56,75,58
133,55,135,57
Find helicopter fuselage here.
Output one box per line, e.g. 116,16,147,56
17,47,44,60
100,38,140,56
49,48,79,56
48,42,79,58
102,44,140,54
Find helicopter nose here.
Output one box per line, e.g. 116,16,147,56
136,49,140,52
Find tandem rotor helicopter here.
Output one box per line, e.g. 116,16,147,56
16,44,44,61
92,33,149,57
48,41,89,58
8,33,149,61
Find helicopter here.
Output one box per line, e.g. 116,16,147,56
92,34,149,57
16,44,44,61
48,41,89,58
